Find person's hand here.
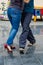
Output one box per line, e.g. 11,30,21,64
24,0,30,3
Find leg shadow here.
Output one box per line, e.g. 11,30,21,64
26,45,36,56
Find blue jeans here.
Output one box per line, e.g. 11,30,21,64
6,7,22,45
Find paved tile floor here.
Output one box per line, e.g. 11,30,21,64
0,21,43,65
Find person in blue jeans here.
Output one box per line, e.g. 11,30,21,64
4,0,29,52
19,0,36,53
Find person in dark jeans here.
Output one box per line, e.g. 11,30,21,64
19,0,36,53
4,0,29,52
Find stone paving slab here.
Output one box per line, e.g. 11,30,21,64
0,21,43,65
0,43,43,65
0,52,43,65
0,56,4,65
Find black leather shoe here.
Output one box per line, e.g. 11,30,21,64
30,39,36,45
19,47,25,54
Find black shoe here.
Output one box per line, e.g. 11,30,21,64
27,39,36,47
30,39,36,45
19,47,25,54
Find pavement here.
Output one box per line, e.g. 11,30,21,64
0,21,43,65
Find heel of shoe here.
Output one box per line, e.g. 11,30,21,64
10,46,16,49
4,44,7,49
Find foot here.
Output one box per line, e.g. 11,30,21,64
10,45,16,49
4,44,12,53
30,42,35,45
27,40,36,46
19,47,25,54
30,39,36,45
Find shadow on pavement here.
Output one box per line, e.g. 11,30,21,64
26,45,36,55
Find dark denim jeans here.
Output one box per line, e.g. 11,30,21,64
19,12,35,48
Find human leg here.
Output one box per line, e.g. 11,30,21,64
4,7,22,52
